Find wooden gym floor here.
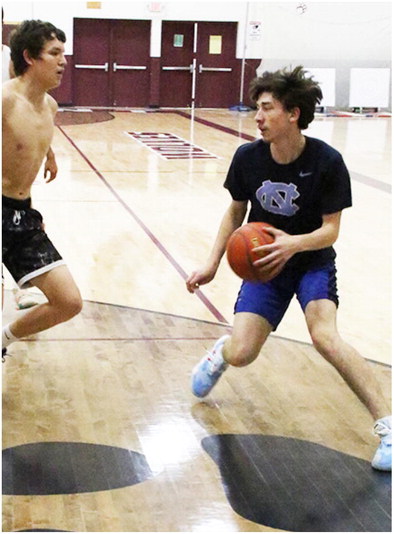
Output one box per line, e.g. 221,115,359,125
2,108,392,532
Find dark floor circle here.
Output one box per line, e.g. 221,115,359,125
3,441,154,495
202,434,391,532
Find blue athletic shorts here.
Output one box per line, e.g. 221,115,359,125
234,261,339,330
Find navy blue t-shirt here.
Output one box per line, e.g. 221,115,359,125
224,136,352,270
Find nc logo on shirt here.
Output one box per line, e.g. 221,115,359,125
256,180,300,216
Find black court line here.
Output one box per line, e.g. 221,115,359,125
56,124,228,325
16,338,390,367
6,291,389,366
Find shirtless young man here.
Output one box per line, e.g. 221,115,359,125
2,20,82,356
2,10,55,310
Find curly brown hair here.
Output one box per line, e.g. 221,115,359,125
249,65,323,130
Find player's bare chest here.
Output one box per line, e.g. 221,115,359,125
7,102,53,147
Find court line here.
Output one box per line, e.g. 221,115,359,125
19,337,227,342
350,171,391,194
56,124,228,325
12,338,392,367
60,108,391,193
5,290,389,366
173,110,392,194
56,112,390,334
174,110,256,142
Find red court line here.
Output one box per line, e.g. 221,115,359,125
173,110,391,194
56,124,228,325
20,336,229,342
174,110,257,142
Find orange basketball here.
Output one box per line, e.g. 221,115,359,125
226,222,278,282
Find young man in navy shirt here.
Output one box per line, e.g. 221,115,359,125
186,66,391,471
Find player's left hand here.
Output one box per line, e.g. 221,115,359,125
44,154,58,183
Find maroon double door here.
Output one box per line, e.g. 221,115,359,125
73,18,239,108
73,18,151,107
160,21,239,108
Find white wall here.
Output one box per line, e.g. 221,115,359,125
3,1,391,108
251,2,391,62
3,1,391,59
249,1,392,107
2,1,250,56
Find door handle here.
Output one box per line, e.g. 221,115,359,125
113,62,147,72
162,64,193,73
198,64,232,73
75,62,109,72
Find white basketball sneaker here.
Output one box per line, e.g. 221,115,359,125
191,335,230,397
372,415,392,471
14,289,39,310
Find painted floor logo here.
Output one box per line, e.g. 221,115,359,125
126,132,218,160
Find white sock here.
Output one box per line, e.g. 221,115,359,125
211,335,229,368
2,324,19,349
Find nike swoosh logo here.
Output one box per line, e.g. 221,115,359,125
299,171,312,177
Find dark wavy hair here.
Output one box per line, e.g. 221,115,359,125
249,65,323,130
10,19,66,76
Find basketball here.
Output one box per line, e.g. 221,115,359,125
226,222,278,282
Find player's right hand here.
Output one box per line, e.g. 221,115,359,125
186,269,215,293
